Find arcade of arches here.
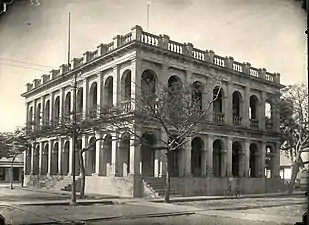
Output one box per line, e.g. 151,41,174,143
25,133,280,179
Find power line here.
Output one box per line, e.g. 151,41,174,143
0,58,54,68
0,63,50,72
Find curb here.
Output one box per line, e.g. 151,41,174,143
149,192,306,203
26,211,196,224
10,200,116,206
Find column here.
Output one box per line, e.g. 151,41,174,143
201,135,207,177
260,141,266,177
154,150,160,177
97,73,102,108
47,140,53,175
184,137,192,177
243,138,250,177
110,133,118,176
273,93,281,132
271,142,280,178
57,139,62,175
225,82,233,125
226,136,233,177
113,65,120,105
159,130,168,177
130,58,141,110
50,92,54,123
82,79,88,118
205,80,214,122
30,143,34,175
129,137,141,176
259,91,266,130
95,133,103,175
24,151,28,175
39,142,43,175
206,134,214,176
81,135,88,176
243,86,250,127
60,88,65,119
42,96,46,125
68,138,74,175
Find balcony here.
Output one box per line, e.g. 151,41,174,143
213,113,225,124
233,116,242,126
265,118,273,130
250,119,259,129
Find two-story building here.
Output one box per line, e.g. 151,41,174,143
21,25,284,198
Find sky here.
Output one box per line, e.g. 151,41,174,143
0,0,307,132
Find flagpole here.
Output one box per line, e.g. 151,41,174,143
68,12,77,205
147,0,150,31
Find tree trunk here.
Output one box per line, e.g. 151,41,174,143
287,153,302,195
79,150,86,199
164,149,171,203
10,155,17,190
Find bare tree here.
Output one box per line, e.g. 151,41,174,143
279,83,309,195
94,77,222,203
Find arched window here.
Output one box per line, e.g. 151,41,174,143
232,91,242,125
213,87,224,123
105,77,113,107
192,81,203,111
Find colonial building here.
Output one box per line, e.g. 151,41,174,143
21,25,284,197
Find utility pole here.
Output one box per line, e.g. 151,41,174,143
67,12,77,205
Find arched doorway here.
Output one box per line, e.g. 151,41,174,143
64,92,71,117
76,88,83,114
192,81,203,111
265,145,275,178
213,87,224,123
89,82,97,115
232,141,242,177
141,132,157,177
54,96,60,122
103,134,112,176
213,139,224,177
191,137,204,177
44,100,50,124
250,143,259,178
62,141,70,175
232,91,242,126
104,77,113,107
51,142,59,175
42,143,49,175
85,137,96,175
249,95,259,128
141,70,156,97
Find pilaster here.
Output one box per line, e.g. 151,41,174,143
57,138,63,175
225,81,233,125
184,137,192,177
243,86,250,127
112,65,120,106
260,141,266,177
226,136,233,177
201,135,207,177
243,138,250,177
82,79,88,118
47,140,53,175
95,133,103,176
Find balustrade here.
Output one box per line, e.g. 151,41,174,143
168,41,183,54
141,32,159,46
265,73,274,82
213,55,225,67
122,33,133,45
233,116,242,126
250,68,259,78
213,113,225,123
233,62,243,73
265,118,273,130
121,101,132,113
192,49,205,61
250,119,259,129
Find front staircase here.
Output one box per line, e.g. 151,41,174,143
143,177,181,198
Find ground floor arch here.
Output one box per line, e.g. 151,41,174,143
141,132,157,177
41,143,49,175
250,143,259,178
61,141,70,175
232,141,242,177
51,142,59,175
191,137,204,177
213,139,225,177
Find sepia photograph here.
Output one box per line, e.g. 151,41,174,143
0,0,308,224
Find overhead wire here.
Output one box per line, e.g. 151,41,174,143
0,57,54,68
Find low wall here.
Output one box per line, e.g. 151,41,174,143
170,177,269,197
24,175,64,188
85,176,138,197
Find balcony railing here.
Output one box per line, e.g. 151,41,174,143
25,25,281,94
121,101,132,113
265,118,273,130
213,113,224,123
250,119,259,129
233,116,242,126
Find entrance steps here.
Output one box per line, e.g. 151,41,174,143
143,177,182,198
